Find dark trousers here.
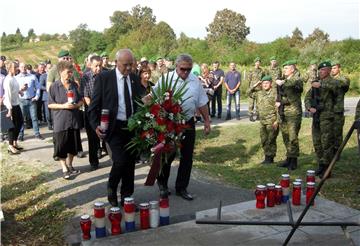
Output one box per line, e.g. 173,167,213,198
8,105,23,145
37,100,43,121
84,110,99,165
211,87,222,117
108,120,136,198
157,119,195,191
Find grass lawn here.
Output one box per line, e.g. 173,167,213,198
194,117,360,210
1,145,74,245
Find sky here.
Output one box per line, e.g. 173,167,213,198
1,0,359,43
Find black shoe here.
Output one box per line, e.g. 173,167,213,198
90,164,99,171
217,115,221,119
18,136,24,142
261,156,273,164
69,166,80,175
278,157,290,168
225,115,231,121
158,182,171,197
53,156,60,161
107,186,118,207
249,114,256,122
97,149,102,159
48,125,53,130
35,134,45,140
315,164,326,177
77,151,86,158
176,189,194,201
210,114,215,118
288,158,298,170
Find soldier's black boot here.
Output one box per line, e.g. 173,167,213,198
261,155,272,164
249,113,256,122
268,156,274,163
288,157,298,170
315,164,326,177
278,157,290,168
318,165,331,179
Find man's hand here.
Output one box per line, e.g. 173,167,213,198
62,102,77,110
272,121,278,129
276,80,285,86
203,121,211,135
309,108,317,113
275,102,281,108
312,82,321,88
21,84,28,91
6,109,12,118
95,126,106,139
31,97,38,102
253,81,262,88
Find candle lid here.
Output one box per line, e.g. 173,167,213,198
81,214,90,220
124,197,134,203
307,170,315,175
257,185,266,190
110,207,121,213
275,185,282,189
139,202,150,209
295,178,302,183
94,202,105,208
307,182,315,187
149,201,159,209
266,183,275,188
281,174,290,179
293,181,301,186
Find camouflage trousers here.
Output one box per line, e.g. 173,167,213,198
248,93,257,115
333,112,345,151
312,116,335,165
280,114,302,158
260,123,279,157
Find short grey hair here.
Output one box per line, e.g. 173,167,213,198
115,49,134,61
175,54,193,65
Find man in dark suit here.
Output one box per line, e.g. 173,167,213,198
88,49,141,207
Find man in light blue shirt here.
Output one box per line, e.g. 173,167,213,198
153,54,210,201
16,62,44,140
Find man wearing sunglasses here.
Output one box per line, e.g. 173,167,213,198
154,54,211,201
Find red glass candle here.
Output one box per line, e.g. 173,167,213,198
124,197,135,213
292,182,301,206
306,170,316,183
67,90,74,104
266,183,276,207
80,214,92,240
94,202,105,218
108,207,122,235
275,185,283,205
306,182,315,206
139,203,150,229
100,109,109,133
280,174,290,187
255,185,266,209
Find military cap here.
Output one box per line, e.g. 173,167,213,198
269,56,276,61
156,56,163,61
261,75,272,81
57,50,70,58
331,60,340,66
100,52,108,58
140,57,148,62
318,61,332,69
0,55,6,61
282,59,297,67
310,59,317,65
254,57,261,63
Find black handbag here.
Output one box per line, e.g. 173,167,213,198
1,109,15,132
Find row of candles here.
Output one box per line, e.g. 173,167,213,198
255,170,316,209
80,197,170,240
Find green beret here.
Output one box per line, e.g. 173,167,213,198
269,56,276,61
58,49,70,58
310,59,317,65
254,57,261,63
156,56,163,61
261,75,272,81
282,59,297,67
331,60,340,66
100,52,108,58
318,61,332,69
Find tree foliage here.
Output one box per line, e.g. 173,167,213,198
206,9,250,46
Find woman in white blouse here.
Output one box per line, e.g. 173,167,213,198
3,61,24,154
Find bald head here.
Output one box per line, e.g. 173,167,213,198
116,49,135,76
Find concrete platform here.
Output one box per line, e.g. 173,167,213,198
80,197,359,246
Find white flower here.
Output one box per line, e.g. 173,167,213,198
182,119,185,124
165,96,170,101
164,92,170,97
145,112,151,118
150,114,154,119
137,121,141,125
169,113,174,120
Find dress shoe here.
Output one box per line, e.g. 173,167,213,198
77,151,86,158
278,158,290,168
13,144,23,150
249,114,256,122
107,187,118,207
261,155,273,164
287,158,297,170
18,136,24,142
176,189,194,201
35,134,45,140
158,182,171,197
90,164,99,171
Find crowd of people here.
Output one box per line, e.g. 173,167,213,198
1,48,359,206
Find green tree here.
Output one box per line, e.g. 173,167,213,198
88,31,107,53
104,10,132,49
289,27,303,47
69,24,92,61
206,9,250,46
305,27,329,44
27,28,36,39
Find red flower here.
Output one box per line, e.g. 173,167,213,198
166,121,175,132
157,133,165,143
150,104,161,116
171,104,182,114
156,117,166,125
163,99,172,111
141,131,148,139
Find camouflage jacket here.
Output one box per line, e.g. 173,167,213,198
304,76,338,119
279,70,303,116
332,74,350,113
247,67,265,95
304,68,318,83
255,89,278,125
267,66,282,81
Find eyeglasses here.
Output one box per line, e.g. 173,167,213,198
179,67,192,72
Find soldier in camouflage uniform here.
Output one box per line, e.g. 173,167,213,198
251,75,279,164
331,61,350,155
151,56,168,83
276,60,303,170
267,56,282,82
305,61,338,178
303,60,318,117
247,57,265,121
